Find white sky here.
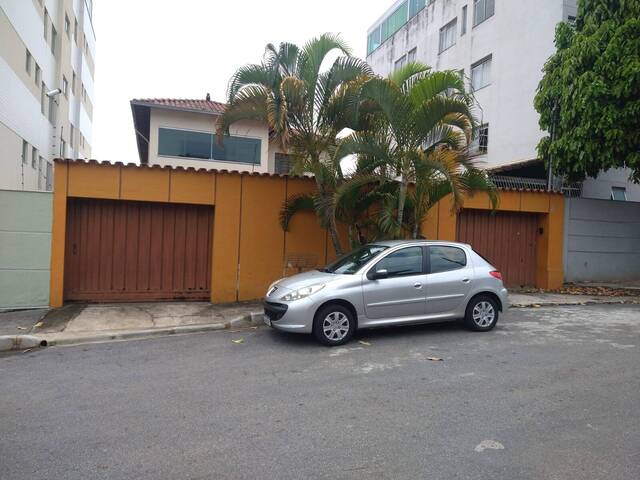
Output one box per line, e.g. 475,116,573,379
91,0,392,162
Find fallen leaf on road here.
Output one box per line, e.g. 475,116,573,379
17,326,27,330
532,304,541,308
23,348,33,353
427,357,443,362
231,339,244,344
359,341,372,346
33,321,43,328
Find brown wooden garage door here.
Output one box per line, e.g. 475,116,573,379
457,209,538,287
64,198,213,302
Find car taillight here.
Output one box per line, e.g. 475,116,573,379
489,271,502,280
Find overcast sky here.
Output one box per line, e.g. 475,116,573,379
91,0,392,162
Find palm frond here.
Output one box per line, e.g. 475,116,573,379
279,193,316,231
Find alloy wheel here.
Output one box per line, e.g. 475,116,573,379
322,311,350,341
472,301,495,328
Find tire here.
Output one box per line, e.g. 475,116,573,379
464,295,499,331
313,304,355,346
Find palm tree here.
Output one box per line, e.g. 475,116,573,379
219,34,372,256
339,63,496,239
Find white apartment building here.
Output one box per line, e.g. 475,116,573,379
0,0,96,191
366,0,639,201
131,98,292,174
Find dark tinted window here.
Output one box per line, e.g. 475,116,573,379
375,247,424,277
429,246,466,273
158,128,261,164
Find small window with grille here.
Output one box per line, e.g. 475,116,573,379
275,153,294,174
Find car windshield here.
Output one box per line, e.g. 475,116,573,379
321,245,388,275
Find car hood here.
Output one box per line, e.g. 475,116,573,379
272,270,340,292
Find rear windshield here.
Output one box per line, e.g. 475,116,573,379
322,245,388,275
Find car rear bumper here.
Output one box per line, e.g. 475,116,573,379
498,287,509,310
263,298,315,333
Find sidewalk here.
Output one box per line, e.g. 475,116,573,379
1,290,638,350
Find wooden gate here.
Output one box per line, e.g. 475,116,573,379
457,209,538,287
64,198,213,302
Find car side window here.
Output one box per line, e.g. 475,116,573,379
374,247,424,278
429,246,467,274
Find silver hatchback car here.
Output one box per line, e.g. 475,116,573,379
263,240,508,346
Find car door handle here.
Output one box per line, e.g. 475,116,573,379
462,278,470,283
414,282,423,289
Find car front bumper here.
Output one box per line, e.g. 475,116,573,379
263,298,315,333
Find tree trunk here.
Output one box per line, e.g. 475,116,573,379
328,215,343,257
396,179,407,239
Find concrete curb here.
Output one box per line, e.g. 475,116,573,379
509,299,639,309
42,311,265,347
0,335,47,352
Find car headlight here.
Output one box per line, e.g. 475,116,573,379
280,284,325,302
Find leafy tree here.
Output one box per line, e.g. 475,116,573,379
535,0,640,182
219,34,372,255
340,64,496,239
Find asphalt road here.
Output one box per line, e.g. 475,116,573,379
1,304,639,479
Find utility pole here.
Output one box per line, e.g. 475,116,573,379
547,102,559,191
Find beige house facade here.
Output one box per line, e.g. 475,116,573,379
0,0,96,191
130,98,291,174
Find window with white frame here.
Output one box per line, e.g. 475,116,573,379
611,186,627,201
31,146,37,168
473,0,494,27
45,162,53,191
38,157,43,190
35,64,41,85
439,18,457,53
461,5,468,35
62,76,68,97
471,55,492,90
22,140,29,164
25,50,32,75
394,55,407,71
469,124,489,156
407,47,417,63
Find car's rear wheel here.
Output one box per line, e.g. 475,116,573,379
313,304,355,346
464,295,499,331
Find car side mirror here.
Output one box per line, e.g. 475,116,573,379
369,268,388,280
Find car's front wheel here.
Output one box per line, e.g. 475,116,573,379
464,295,499,331
313,304,355,346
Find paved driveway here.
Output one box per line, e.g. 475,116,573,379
1,304,639,479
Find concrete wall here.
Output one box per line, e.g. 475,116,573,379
0,189,52,309
564,197,640,282
49,159,566,307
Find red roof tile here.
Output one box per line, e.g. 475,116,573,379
131,98,227,114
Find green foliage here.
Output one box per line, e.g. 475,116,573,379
535,0,640,182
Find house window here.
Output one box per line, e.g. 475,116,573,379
407,47,417,63
567,15,576,25
35,64,41,85
74,18,78,43
473,0,495,27
439,19,457,53
41,82,46,114
65,14,71,38
611,187,627,201
60,138,66,157
38,157,43,190
45,162,53,191
44,10,49,41
158,128,262,164
48,94,56,123
50,25,57,55
470,124,489,155
461,5,468,35
394,55,407,71
26,50,33,75
31,146,38,168
409,0,426,18
62,76,69,97
471,55,492,90
70,124,75,148
72,72,76,94
22,140,29,164
275,153,294,174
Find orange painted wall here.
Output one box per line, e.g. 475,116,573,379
49,160,565,307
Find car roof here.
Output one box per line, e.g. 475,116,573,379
370,239,471,249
